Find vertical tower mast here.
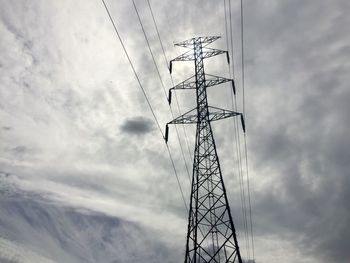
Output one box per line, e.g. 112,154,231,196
165,36,245,263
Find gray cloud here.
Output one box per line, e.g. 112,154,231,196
0,257,18,263
238,1,350,262
0,0,349,263
0,181,180,263
120,116,154,135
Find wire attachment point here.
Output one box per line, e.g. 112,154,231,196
168,89,172,105
165,124,169,143
169,61,173,74
231,80,236,95
240,114,246,133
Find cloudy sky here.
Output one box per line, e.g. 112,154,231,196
0,0,349,262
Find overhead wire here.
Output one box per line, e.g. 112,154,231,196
131,0,192,184
102,0,253,256
240,0,255,259
100,0,188,212
145,0,213,249
146,0,194,164
158,2,226,252
147,0,215,252
225,0,251,259
146,0,221,250
146,0,169,68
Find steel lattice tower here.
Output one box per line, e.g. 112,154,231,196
165,36,245,263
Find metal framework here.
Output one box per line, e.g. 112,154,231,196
165,36,245,263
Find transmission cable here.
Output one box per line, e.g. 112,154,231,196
229,0,251,258
146,0,194,164
147,1,220,250
131,0,192,184
146,0,169,69
225,0,250,258
101,0,188,212
145,0,221,249
240,0,255,259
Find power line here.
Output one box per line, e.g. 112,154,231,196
131,0,192,184
100,0,188,212
226,0,250,259
131,0,167,100
146,0,169,70
100,0,161,136
146,2,222,250
133,1,212,250
146,0,194,166
240,0,255,259
148,1,230,249
224,0,230,54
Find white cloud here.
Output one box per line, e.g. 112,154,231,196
1,0,349,262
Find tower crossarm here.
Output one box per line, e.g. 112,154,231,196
168,74,234,104
171,50,195,63
164,107,196,143
202,48,228,60
205,74,233,89
207,106,241,122
168,107,197,125
172,75,197,90
166,106,243,125
208,106,246,132
169,49,229,73
164,106,245,142
174,36,221,48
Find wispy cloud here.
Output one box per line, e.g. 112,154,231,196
0,0,349,262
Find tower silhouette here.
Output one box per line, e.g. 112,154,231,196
165,36,245,263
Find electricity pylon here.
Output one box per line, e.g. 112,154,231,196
165,36,245,263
